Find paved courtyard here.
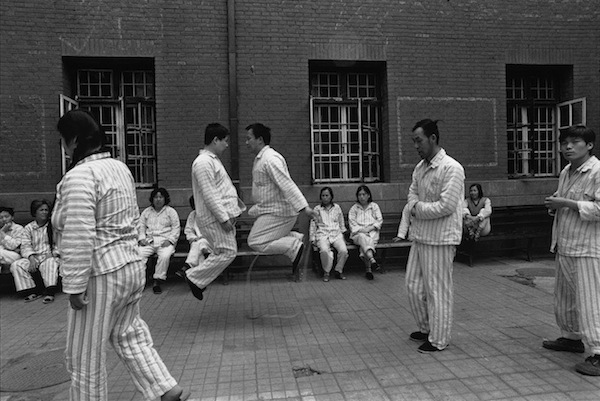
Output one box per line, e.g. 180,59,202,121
1,256,599,400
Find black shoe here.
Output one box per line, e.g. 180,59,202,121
409,331,429,342
365,270,374,280
323,273,330,282
334,271,347,280
418,340,443,353
575,354,600,376
542,337,585,353
152,280,162,294
292,243,304,270
183,273,204,301
175,263,191,279
371,260,380,271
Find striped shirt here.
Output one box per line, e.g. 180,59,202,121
551,155,600,257
348,202,383,239
20,221,53,259
138,205,180,245
407,148,465,246
52,152,141,294
310,204,346,243
249,146,308,218
191,149,246,227
0,222,24,251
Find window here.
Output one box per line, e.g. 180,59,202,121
60,58,156,186
310,62,384,183
506,65,584,178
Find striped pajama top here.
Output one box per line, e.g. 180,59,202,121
310,203,347,243
551,155,600,257
52,152,141,294
20,221,53,259
138,205,180,245
249,146,308,218
407,148,465,246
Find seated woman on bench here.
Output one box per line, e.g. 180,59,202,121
310,187,348,282
348,185,383,280
138,187,180,294
462,183,492,241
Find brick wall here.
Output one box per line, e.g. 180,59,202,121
1,0,598,217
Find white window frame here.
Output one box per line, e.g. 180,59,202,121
59,94,79,175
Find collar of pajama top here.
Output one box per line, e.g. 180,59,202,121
552,155,600,257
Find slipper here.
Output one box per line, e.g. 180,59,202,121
24,293,42,303
42,295,55,304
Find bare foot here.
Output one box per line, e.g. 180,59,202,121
161,385,190,401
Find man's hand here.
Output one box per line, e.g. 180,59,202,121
138,239,150,246
69,293,89,310
27,256,39,272
545,196,578,212
392,236,404,242
160,240,171,247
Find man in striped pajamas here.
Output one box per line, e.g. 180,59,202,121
404,119,465,353
245,123,317,277
185,123,246,300
542,125,600,376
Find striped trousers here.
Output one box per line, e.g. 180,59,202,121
316,235,348,274
186,221,237,289
138,238,175,281
10,255,59,292
247,215,302,261
65,261,176,401
184,238,211,268
406,242,456,350
554,254,600,354
0,248,21,267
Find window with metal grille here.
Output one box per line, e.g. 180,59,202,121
506,66,583,178
61,59,157,186
310,63,383,183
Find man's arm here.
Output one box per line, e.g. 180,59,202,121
192,158,230,223
265,156,308,212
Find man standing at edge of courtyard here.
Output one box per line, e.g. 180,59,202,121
245,123,317,280
185,123,246,301
543,124,600,376
404,119,465,353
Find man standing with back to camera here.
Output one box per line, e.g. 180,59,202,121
404,119,465,353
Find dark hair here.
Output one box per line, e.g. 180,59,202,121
319,187,334,206
149,187,171,206
29,199,54,249
204,123,230,145
188,195,195,210
412,119,441,144
469,183,484,198
56,110,107,168
0,206,15,216
245,123,271,145
356,185,373,203
559,124,596,154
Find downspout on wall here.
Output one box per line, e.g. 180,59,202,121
227,0,240,187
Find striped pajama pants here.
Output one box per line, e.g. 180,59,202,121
247,215,303,261
406,242,456,350
66,261,176,401
186,221,237,289
10,255,59,292
554,254,600,354
350,232,379,260
184,238,210,268
0,248,21,267
138,238,175,281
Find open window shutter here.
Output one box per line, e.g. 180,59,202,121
59,94,78,175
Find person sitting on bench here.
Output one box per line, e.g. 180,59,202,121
462,183,492,241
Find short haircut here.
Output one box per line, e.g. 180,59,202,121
559,124,596,154
356,185,373,203
56,109,107,167
0,206,15,216
412,119,441,144
149,187,171,205
204,123,230,145
246,123,271,145
30,199,52,217
469,183,484,198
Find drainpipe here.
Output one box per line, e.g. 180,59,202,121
227,0,240,188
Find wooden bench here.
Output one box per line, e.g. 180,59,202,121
456,205,553,266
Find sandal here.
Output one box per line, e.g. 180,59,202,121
42,295,55,304
24,293,42,303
